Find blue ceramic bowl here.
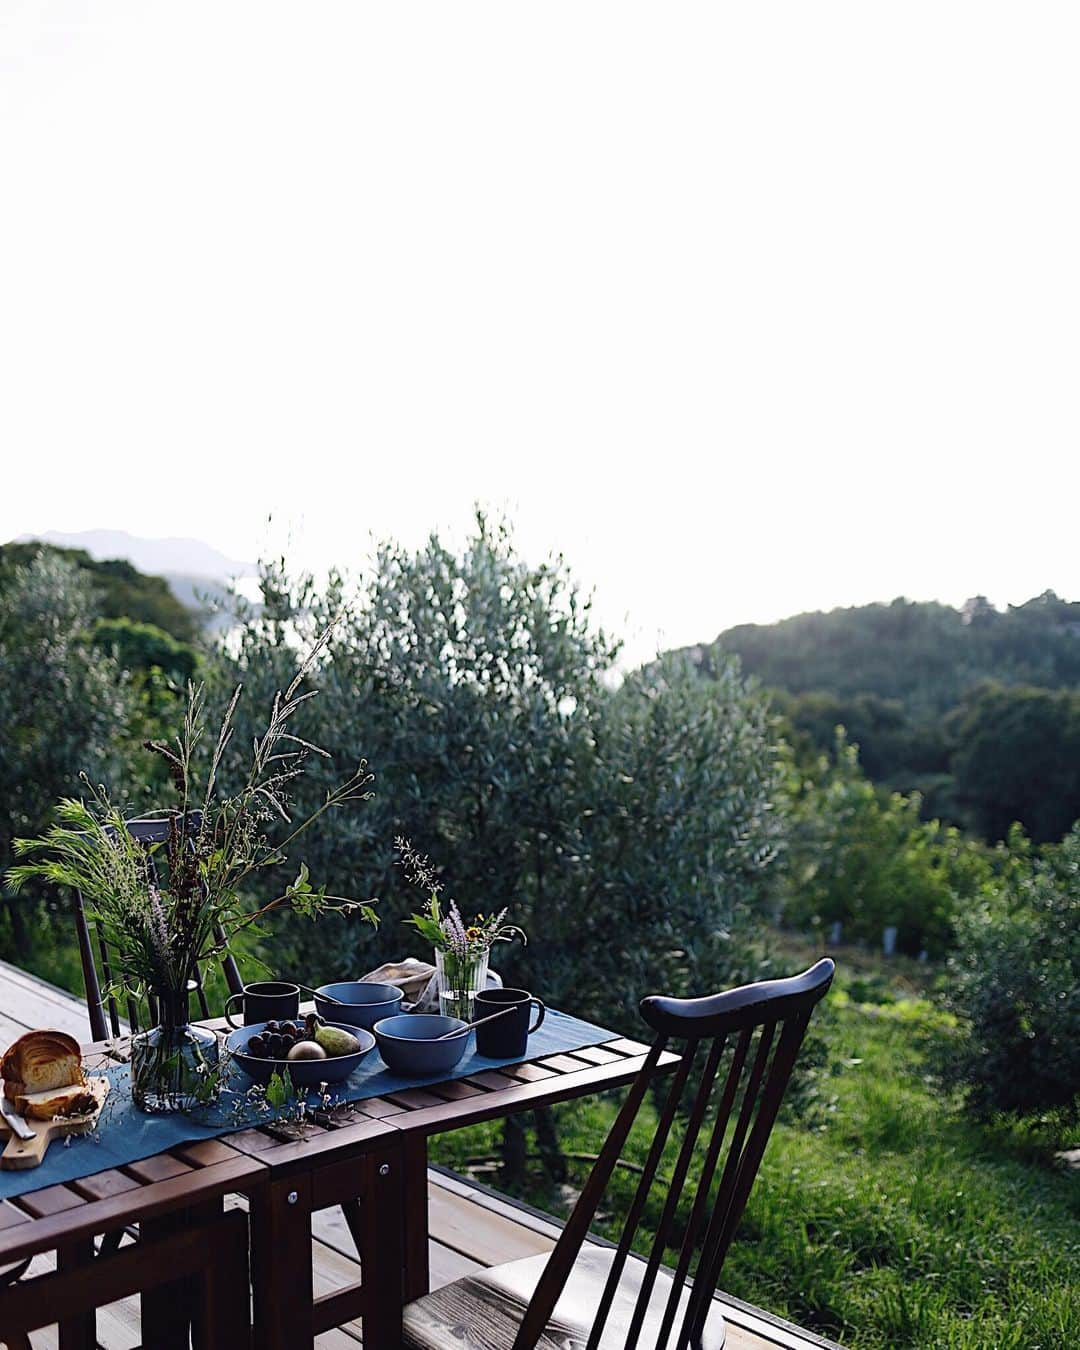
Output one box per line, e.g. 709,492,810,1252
373,1014,471,1076
314,981,405,1030
227,1020,375,1087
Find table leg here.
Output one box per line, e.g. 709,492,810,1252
198,1209,252,1350
139,1213,192,1350
142,1201,221,1350
56,1239,94,1350
357,1143,405,1350
402,1134,430,1300
250,1174,314,1350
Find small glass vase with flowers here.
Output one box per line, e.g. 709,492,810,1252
396,837,525,1022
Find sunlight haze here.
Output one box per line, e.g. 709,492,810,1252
3,3,1078,666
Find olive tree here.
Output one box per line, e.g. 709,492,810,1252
214,516,785,1025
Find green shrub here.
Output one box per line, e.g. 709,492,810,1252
782,733,992,956
941,823,1080,1120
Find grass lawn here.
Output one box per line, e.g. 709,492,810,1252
430,952,1080,1349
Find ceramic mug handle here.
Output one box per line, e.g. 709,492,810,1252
224,991,245,1030
528,998,546,1035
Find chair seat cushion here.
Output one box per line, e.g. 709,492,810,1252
403,1244,726,1350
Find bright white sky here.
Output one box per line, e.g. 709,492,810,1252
2,3,1078,667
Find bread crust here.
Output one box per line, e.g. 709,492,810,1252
1,1030,85,1095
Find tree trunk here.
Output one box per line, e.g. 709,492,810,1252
533,1108,566,1183
499,1114,528,1186
5,895,30,956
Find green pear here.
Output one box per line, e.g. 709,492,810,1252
314,1025,362,1057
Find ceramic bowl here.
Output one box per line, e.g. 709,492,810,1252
227,1020,375,1087
372,1014,471,1076
314,981,405,1030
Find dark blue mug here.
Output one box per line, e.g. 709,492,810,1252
224,980,300,1028
474,987,545,1059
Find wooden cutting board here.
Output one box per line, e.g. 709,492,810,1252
0,1077,110,1170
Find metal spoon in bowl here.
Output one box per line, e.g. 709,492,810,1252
295,983,349,1006
433,1006,518,1041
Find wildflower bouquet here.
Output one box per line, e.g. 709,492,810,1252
396,837,524,1019
8,632,377,1111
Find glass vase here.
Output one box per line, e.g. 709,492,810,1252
130,982,219,1114
435,948,489,1022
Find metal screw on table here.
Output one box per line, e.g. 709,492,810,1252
287,1190,299,1205
379,1163,390,1176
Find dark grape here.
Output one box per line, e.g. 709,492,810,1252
265,1020,280,1034
248,1034,267,1057
281,1021,298,1039
266,1034,286,1058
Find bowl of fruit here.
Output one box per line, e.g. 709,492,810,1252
226,1014,375,1087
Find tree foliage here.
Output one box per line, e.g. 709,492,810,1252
949,683,1080,844
90,617,198,684
707,592,1080,713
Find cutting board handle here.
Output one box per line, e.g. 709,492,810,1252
0,1078,110,1170
1,1126,53,1169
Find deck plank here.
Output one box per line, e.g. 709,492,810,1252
0,960,92,1041
426,1183,554,1266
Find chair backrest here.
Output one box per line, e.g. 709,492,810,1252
72,811,244,1041
514,958,835,1350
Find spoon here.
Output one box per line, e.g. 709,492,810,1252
434,1006,517,1041
296,984,349,1006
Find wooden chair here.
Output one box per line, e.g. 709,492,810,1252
402,958,835,1350
0,1208,251,1350
72,811,244,1040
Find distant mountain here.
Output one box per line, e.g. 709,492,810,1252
18,530,256,581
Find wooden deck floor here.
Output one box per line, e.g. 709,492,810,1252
0,959,840,1350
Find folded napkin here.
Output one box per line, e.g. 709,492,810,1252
360,958,437,1009
359,958,503,1012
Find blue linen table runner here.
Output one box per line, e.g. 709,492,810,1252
0,1007,618,1201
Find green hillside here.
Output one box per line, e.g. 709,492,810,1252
706,592,1080,712
678,592,1080,842
0,541,197,643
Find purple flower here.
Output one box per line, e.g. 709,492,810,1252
147,884,171,974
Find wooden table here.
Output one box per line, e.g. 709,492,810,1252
0,1025,673,1349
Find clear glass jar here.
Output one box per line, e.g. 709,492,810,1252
434,948,489,1022
130,982,219,1113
